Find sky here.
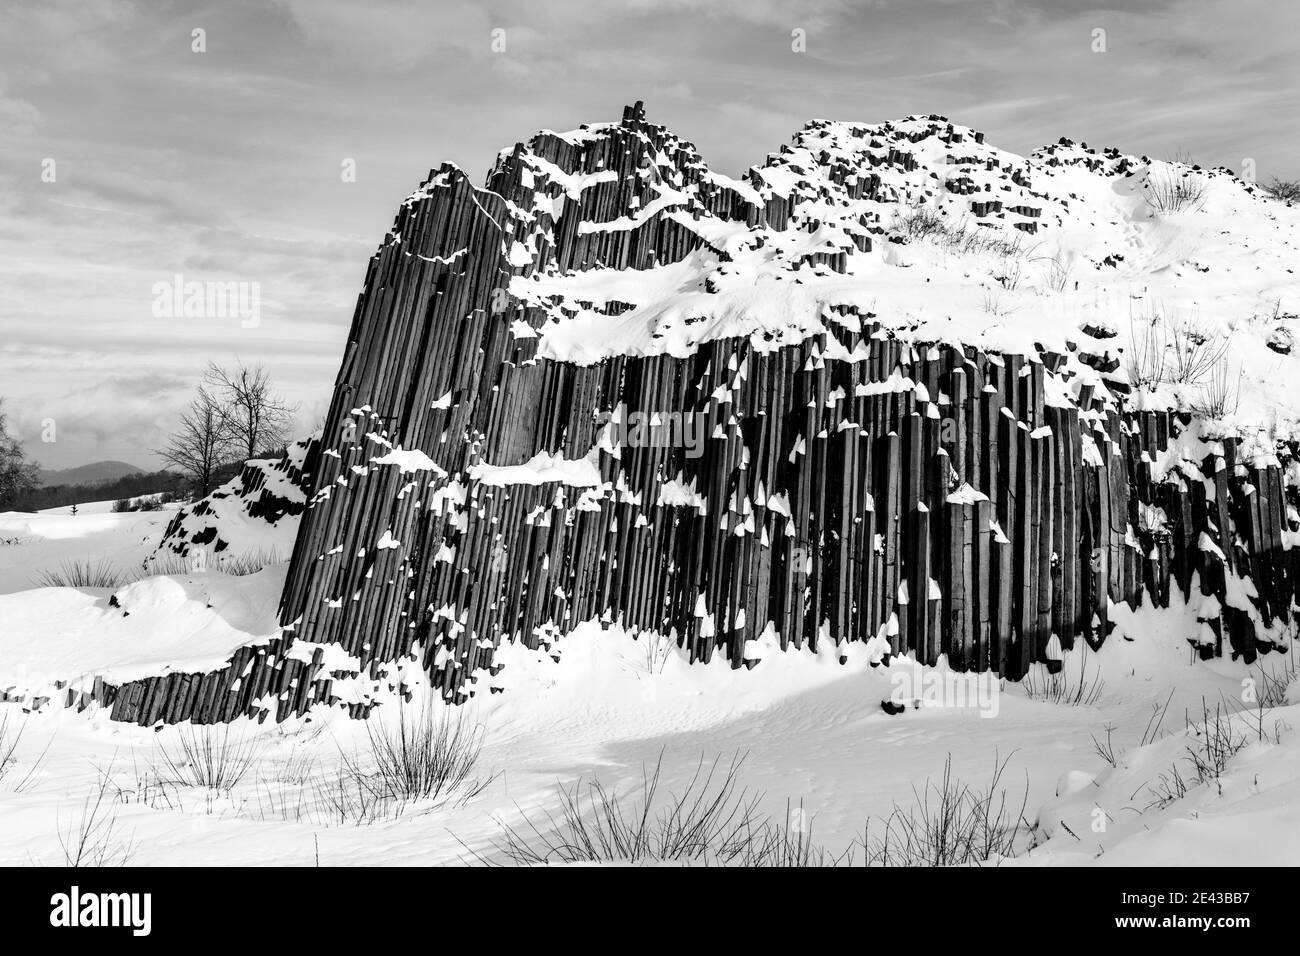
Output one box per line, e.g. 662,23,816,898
1,0,1296,471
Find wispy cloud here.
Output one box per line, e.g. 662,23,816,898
1,0,1295,468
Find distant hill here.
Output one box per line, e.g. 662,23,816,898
37,460,146,488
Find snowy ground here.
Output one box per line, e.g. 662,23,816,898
1,511,1296,866
0,503,178,595
37,493,169,517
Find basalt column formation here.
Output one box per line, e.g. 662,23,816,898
84,104,1300,724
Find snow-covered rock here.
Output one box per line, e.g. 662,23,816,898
149,438,315,571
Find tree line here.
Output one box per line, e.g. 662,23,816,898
9,470,190,512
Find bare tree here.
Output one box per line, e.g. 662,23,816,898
1267,178,1300,202
157,387,235,496
0,398,40,510
203,361,297,462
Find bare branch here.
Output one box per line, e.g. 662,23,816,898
203,360,298,462
156,386,236,496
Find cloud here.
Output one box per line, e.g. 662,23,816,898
652,82,693,100
0,94,42,136
625,0,859,30
0,0,1295,470
7,370,192,469
272,0,493,67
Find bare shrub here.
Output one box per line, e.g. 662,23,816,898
156,723,263,792
0,712,24,786
1022,645,1104,706
342,700,491,806
1147,699,1257,809
310,773,395,826
0,710,46,791
982,288,1015,317
1266,178,1300,202
112,765,186,813
1095,690,1174,771
253,764,410,827
248,709,490,829
217,547,282,576
58,768,136,867
996,257,1026,292
1167,319,1231,385
489,752,778,865
33,558,133,589
897,202,948,242
1144,166,1207,214
1127,306,1168,390
253,770,394,828
625,629,676,675
141,552,194,576
1045,256,1072,292
860,752,1030,866
964,224,1025,259
895,202,1024,258
1092,723,1120,767
1127,305,1231,394
1142,690,1176,746
143,547,279,578
1147,763,1192,809
1193,358,1241,418
481,751,859,867
251,778,314,824
273,743,321,787
1184,700,1250,779
1254,652,1299,709
730,801,853,867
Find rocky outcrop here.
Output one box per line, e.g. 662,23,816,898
86,104,1299,724
150,439,314,570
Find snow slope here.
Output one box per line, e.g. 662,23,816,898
0,567,285,700
0,493,1294,865
0,508,175,595
0,599,1295,866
